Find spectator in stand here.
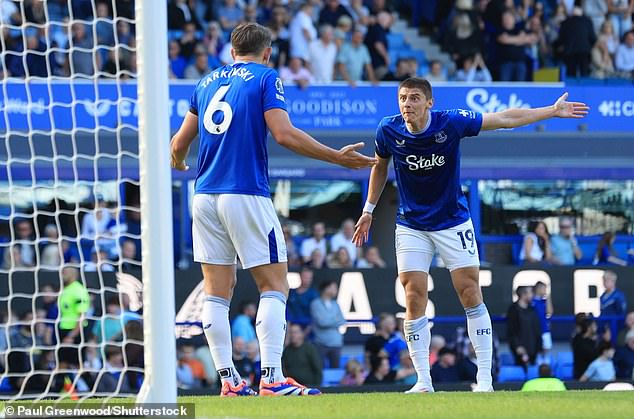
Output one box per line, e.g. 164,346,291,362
289,2,317,62
364,11,392,80
430,347,474,383
300,222,328,264
521,363,567,391
593,232,628,266
496,10,536,81
599,20,621,56
357,246,387,269
383,57,416,81
340,359,366,385
268,7,290,68
614,330,634,378
169,40,187,79
68,22,98,77
309,25,337,83
327,247,354,269
346,0,371,34
95,2,115,46
444,12,483,66
218,0,244,34
282,225,300,268
363,355,395,385
608,0,634,38
179,343,210,386
519,221,552,265
308,248,326,269
365,313,397,359
384,322,408,370
532,281,553,358
334,15,353,49
231,301,257,344
507,286,542,367
287,267,319,327
280,56,313,88
85,246,115,272
319,0,353,28
617,311,634,346
92,297,125,343
25,35,48,77
185,50,212,79
580,340,616,382
453,53,493,82
593,38,617,78
168,0,199,30
120,240,140,271
337,29,378,86
600,271,628,317
550,217,582,265
81,196,112,241
179,22,199,61
310,280,345,368
424,60,447,82
231,336,255,384
330,219,358,264
14,219,35,267
282,323,323,386
557,5,597,78
584,0,609,34
526,14,551,68
429,335,446,366
246,340,261,384
203,22,224,58
615,30,634,75
395,349,417,385
572,317,601,379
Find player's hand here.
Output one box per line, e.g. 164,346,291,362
352,212,373,247
171,154,189,171
553,92,589,119
337,142,378,169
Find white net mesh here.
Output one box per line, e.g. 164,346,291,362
1,0,145,400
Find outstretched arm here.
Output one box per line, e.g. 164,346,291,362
170,111,199,171
265,108,377,169
481,93,589,131
352,155,390,247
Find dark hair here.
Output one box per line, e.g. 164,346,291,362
533,281,546,291
398,77,433,100
578,317,596,335
319,280,337,293
528,221,549,253
369,355,387,372
238,300,256,313
516,285,531,298
538,363,552,378
231,22,272,56
597,340,613,354
595,232,615,260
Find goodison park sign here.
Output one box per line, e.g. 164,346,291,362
0,81,633,133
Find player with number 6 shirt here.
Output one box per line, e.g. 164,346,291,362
170,22,376,397
352,77,589,393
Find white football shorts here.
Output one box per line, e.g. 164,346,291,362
192,194,287,269
396,219,480,273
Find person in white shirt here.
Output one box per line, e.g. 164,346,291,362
308,24,337,83
301,222,327,263
616,30,634,73
280,56,314,88
330,219,357,264
81,197,112,240
289,2,317,61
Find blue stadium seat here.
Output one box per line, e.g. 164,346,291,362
499,352,515,366
0,377,13,393
555,364,574,380
497,366,526,383
556,351,573,366
526,365,539,380
322,368,345,387
387,33,406,49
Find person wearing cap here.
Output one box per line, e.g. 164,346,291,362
614,330,634,379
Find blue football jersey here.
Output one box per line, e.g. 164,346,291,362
189,62,286,197
375,109,483,231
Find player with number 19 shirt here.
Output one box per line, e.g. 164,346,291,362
353,77,589,394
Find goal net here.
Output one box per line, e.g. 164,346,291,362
0,0,175,402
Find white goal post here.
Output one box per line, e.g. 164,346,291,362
135,0,177,404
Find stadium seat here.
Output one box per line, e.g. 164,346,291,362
0,377,13,393
322,368,345,387
555,351,573,366
497,366,526,383
499,352,515,366
386,33,406,49
555,364,574,380
526,365,539,380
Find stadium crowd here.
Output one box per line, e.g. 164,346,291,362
1,0,634,82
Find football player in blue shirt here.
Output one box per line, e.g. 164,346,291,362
353,77,588,393
170,23,376,397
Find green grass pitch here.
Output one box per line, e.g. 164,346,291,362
181,391,632,419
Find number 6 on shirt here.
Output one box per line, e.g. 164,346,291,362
203,84,233,134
